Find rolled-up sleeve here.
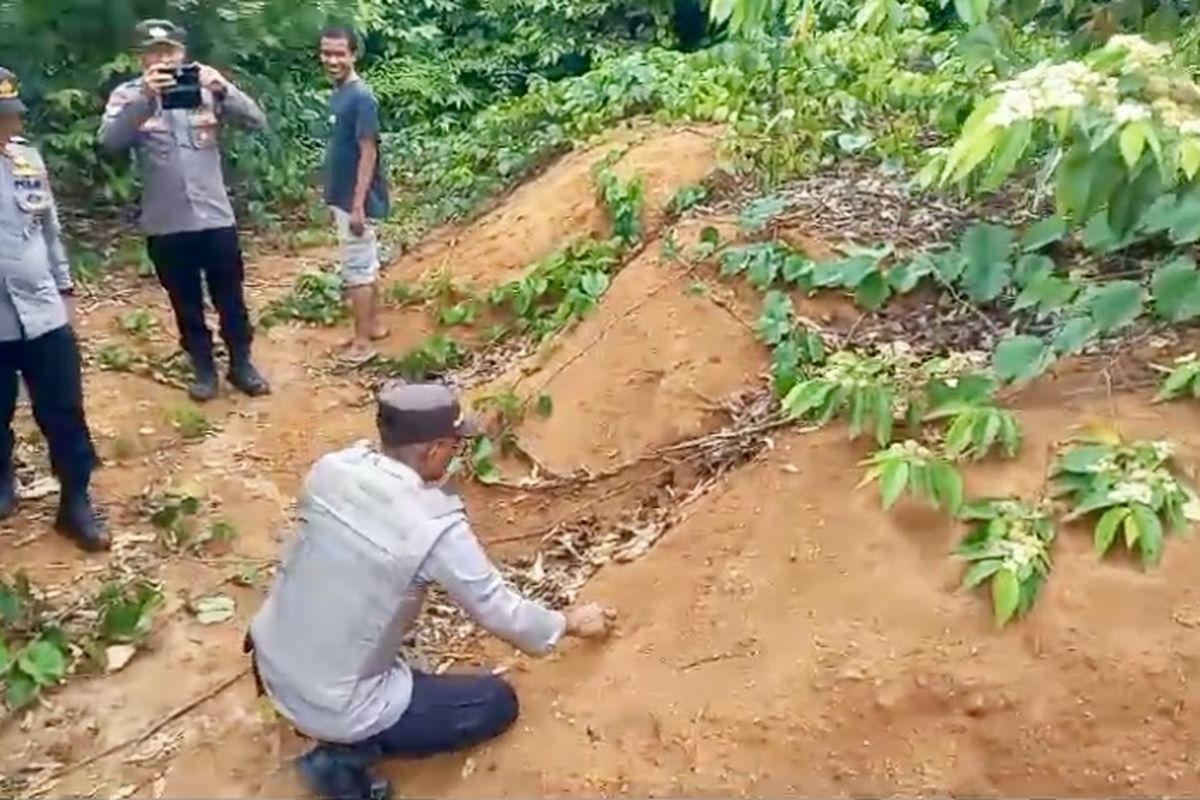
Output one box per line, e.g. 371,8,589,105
420,517,566,655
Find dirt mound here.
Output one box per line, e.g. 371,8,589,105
469,223,765,474
390,124,720,290
383,382,1200,797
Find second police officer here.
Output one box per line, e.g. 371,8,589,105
0,67,107,552
98,19,272,403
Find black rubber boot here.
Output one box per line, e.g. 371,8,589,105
296,747,382,800
227,351,270,397
0,465,15,520
188,355,219,403
54,487,109,552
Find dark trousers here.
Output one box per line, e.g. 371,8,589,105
146,226,253,367
299,671,519,795
0,326,96,492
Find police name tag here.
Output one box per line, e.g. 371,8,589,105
14,176,49,212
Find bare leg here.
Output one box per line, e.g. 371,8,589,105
341,284,376,361
370,284,388,340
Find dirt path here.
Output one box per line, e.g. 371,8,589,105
6,123,1200,799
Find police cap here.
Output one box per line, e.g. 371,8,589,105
0,67,26,115
134,19,188,50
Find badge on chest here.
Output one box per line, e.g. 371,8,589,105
9,155,49,213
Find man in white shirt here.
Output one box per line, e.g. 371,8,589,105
247,381,615,800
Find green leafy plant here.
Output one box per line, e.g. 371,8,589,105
757,290,826,397
1050,433,1200,568
487,239,621,341
779,346,991,446
169,406,212,441
261,271,347,328
118,308,158,339
96,343,137,372
934,34,1200,239
94,580,165,645
438,298,481,327
1153,352,1200,401
955,498,1055,628
593,152,645,248
146,487,205,552
858,439,964,513
466,436,503,485
381,334,467,381
926,400,1021,461
0,572,163,708
783,349,904,445
667,184,709,215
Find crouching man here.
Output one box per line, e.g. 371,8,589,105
246,381,616,800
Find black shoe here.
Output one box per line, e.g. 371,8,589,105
296,748,379,800
54,490,109,552
228,356,271,397
0,467,15,520
188,361,219,403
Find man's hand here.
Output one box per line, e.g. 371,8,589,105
141,63,176,98
61,293,76,325
198,64,230,96
564,602,616,639
349,205,367,238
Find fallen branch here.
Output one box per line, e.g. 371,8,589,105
27,667,250,797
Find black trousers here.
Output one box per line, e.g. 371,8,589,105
146,226,253,366
0,326,97,493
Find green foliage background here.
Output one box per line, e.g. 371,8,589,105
2,0,1199,250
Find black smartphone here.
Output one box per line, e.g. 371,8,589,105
161,63,201,110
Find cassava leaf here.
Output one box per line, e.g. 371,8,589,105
962,558,1003,589
1019,217,1068,252
1132,504,1164,567
880,460,910,510
991,567,1021,627
993,335,1053,384
1094,505,1128,556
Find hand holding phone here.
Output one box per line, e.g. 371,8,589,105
141,63,177,98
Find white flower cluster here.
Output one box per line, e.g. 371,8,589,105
1147,94,1200,135
1183,490,1200,522
1113,101,1151,124
1150,440,1175,462
986,61,1118,128
997,528,1047,573
1105,34,1172,72
1109,480,1155,506
889,439,932,461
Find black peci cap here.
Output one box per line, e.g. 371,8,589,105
376,381,479,445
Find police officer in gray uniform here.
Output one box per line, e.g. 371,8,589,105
98,20,270,402
0,67,106,552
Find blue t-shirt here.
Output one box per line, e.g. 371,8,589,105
323,79,389,220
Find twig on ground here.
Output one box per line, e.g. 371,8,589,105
27,667,250,797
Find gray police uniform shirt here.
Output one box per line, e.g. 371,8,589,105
249,441,567,744
97,77,266,237
0,138,72,342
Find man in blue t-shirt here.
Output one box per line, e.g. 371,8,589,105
318,25,390,363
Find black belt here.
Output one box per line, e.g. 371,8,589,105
243,632,266,697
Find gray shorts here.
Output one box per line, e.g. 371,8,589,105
332,206,380,288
